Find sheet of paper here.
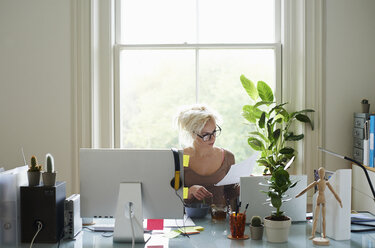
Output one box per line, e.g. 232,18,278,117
351,213,375,222
214,153,258,186
163,217,195,227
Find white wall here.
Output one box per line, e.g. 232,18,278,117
324,0,375,171
0,0,76,195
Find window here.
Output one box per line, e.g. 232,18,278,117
115,0,281,163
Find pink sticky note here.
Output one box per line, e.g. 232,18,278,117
146,219,164,230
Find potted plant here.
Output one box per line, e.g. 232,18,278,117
42,153,56,186
27,155,42,186
361,99,370,113
240,75,314,242
261,166,296,242
250,216,264,240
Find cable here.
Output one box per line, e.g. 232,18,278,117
30,221,43,248
174,189,187,208
174,189,190,238
57,225,66,248
129,202,135,247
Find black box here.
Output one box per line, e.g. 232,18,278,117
20,182,66,243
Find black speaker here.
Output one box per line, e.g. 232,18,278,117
20,182,66,243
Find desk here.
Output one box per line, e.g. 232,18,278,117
16,217,375,248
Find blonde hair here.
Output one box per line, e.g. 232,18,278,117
176,104,221,148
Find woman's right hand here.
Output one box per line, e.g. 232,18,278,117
188,185,213,200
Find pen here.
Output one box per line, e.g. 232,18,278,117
235,201,241,216
243,203,249,214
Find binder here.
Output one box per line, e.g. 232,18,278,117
0,166,28,246
364,120,369,166
370,115,375,167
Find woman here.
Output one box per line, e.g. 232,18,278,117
176,104,239,207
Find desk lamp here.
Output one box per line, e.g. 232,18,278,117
318,147,375,232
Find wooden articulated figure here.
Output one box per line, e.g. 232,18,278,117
295,167,343,246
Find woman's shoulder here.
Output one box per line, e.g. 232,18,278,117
221,148,234,159
219,148,235,166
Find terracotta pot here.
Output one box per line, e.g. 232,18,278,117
27,171,41,186
264,216,291,243
250,224,264,240
42,172,56,186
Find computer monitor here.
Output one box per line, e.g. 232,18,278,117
79,148,185,242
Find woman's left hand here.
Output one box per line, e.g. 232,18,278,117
188,185,213,200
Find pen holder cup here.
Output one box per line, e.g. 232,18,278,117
229,212,246,238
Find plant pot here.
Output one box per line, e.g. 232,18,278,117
250,224,264,240
42,172,56,186
27,171,41,186
264,216,291,243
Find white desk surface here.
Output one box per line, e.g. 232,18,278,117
15,216,375,248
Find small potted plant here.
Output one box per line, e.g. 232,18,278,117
42,153,56,186
250,216,264,240
27,155,42,186
261,166,296,242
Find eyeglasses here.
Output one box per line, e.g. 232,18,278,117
195,125,222,142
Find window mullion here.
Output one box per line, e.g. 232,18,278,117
195,48,199,103
116,43,280,50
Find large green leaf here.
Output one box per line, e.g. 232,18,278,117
274,114,284,123
296,114,314,130
242,105,256,123
267,122,273,141
253,107,263,119
249,131,268,143
257,81,274,103
273,128,281,141
248,137,264,151
270,195,282,208
257,158,271,167
273,169,289,187
298,109,315,113
279,147,295,154
285,133,304,141
259,112,266,128
240,75,258,100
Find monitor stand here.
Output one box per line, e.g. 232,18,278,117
113,182,145,243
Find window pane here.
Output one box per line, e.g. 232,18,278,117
119,50,196,148
198,49,276,163
198,0,275,43
120,0,196,44
119,0,275,44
